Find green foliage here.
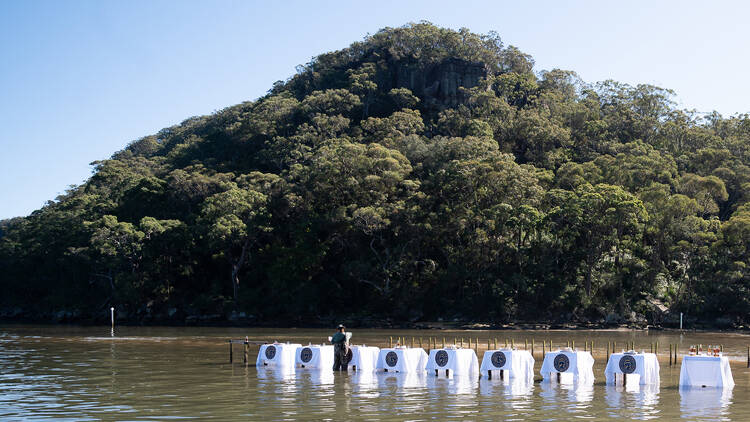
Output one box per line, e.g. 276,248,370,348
2,23,749,325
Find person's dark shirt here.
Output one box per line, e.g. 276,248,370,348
331,332,346,345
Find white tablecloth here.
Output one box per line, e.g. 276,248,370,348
348,345,380,372
426,348,479,376
540,350,594,384
294,344,334,369
256,343,302,367
605,352,660,385
480,349,535,383
679,355,734,388
376,347,428,373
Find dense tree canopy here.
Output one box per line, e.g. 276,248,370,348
1,23,749,327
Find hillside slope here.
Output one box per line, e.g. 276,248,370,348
1,23,749,327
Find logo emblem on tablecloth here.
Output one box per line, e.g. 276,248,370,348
619,355,636,374
300,347,313,363
344,348,353,364
491,351,507,368
265,345,276,360
435,350,449,367
553,354,570,372
386,351,398,367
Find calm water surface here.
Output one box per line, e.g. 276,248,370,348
2,325,750,420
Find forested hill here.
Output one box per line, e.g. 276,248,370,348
1,23,749,327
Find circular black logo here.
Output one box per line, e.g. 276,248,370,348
300,347,313,363
435,350,449,367
344,348,353,364
619,355,636,374
385,351,398,367
265,345,276,360
553,354,570,372
491,351,507,368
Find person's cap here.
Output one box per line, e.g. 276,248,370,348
337,324,345,329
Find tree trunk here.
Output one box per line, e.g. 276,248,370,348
229,239,251,302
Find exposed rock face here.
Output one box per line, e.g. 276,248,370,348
391,58,487,108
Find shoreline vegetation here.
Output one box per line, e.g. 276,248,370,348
0,308,742,331
2,23,749,331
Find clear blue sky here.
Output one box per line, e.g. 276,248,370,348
1,0,749,219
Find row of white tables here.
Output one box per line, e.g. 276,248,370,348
255,343,734,388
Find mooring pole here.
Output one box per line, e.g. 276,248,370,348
110,307,115,329
228,340,233,363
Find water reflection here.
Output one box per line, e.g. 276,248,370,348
604,384,660,420
680,386,733,420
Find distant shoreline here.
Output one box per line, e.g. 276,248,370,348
0,312,745,332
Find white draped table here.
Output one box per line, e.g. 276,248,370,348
256,343,302,367
540,349,594,384
480,349,534,383
679,355,734,388
376,347,428,373
605,352,660,385
426,348,479,376
294,344,334,369
347,345,380,372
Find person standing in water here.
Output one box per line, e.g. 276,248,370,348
331,324,349,371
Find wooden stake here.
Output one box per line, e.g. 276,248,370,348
389,336,393,348
525,338,528,350
244,341,249,365
669,344,672,366
606,341,610,363
531,339,535,359
494,338,498,349
228,340,233,363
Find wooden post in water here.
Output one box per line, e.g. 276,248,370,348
411,337,414,348
525,338,528,350
531,339,535,359
511,338,515,349
419,337,423,349
443,337,446,348
542,340,545,359
244,340,249,365
505,338,508,348
494,338,498,349
655,341,658,356
389,336,393,348
606,341,610,363
747,346,749,368
228,340,233,363
669,344,673,366
475,338,479,355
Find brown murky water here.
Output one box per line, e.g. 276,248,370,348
2,325,750,420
